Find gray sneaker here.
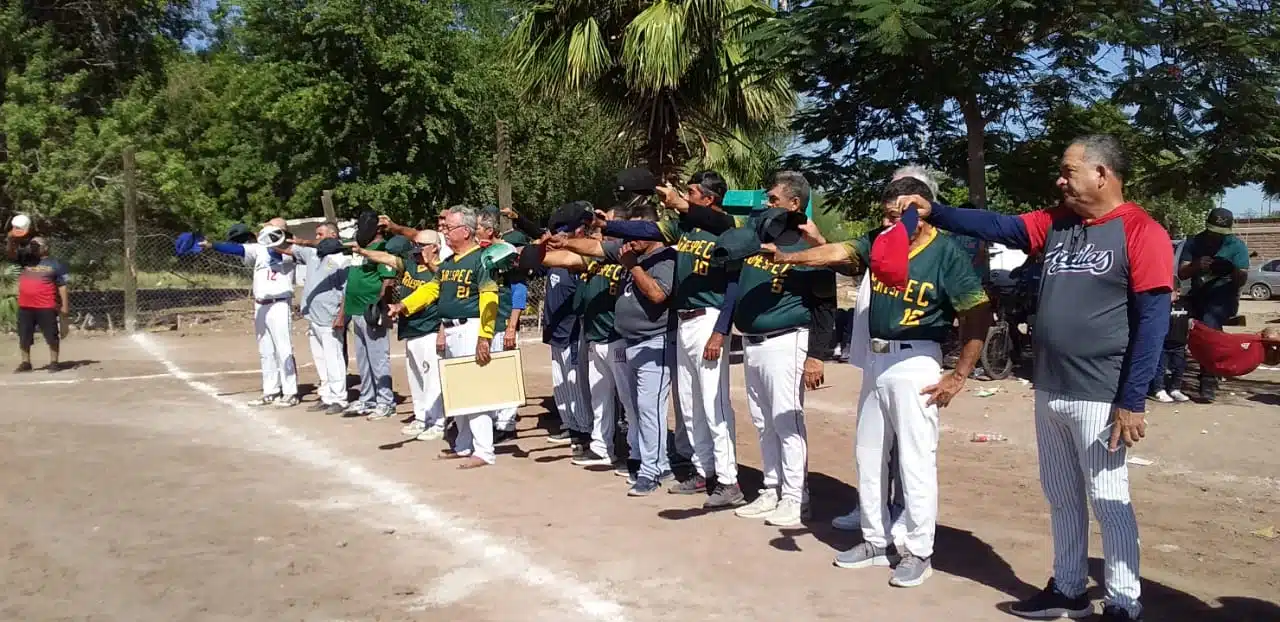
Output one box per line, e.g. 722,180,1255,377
246,394,280,407
342,402,369,417
366,404,395,421
889,553,933,587
834,542,894,569
703,483,746,509
325,403,347,416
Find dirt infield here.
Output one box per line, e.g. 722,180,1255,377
1,324,1277,622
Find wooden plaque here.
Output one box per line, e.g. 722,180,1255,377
438,349,527,418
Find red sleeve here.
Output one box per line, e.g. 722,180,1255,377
1017,209,1056,255
1122,212,1174,293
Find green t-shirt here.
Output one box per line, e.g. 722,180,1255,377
396,257,439,340
344,240,398,316
1180,233,1249,307
580,258,625,343
435,246,486,320
659,217,745,311
734,238,834,334
846,228,989,342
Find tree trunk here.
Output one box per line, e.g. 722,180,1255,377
960,95,987,209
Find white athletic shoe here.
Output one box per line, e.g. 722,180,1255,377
832,509,861,531
416,423,446,442
273,394,299,408
401,420,427,437
734,488,779,519
1151,390,1174,403
366,405,395,421
246,394,279,407
765,498,804,527
1169,389,1191,402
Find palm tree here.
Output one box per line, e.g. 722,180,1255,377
508,0,794,182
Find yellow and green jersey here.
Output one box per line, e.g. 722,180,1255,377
395,256,438,340
578,258,626,343
656,216,748,311
735,238,835,334
844,228,988,342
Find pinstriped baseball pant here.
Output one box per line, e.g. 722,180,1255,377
1035,391,1141,618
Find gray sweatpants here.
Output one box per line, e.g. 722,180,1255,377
351,313,394,408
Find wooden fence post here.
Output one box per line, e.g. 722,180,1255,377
496,119,512,228
321,189,336,223
122,146,138,332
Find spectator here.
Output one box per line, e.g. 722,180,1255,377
8,236,70,372
1177,208,1249,402
1149,290,1191,403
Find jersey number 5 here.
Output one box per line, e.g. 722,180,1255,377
900,308,924,326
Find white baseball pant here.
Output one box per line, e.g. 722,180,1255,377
585,339,630,461
307,322,347,406
254,299,297,397
490,337,518,432
1035,391,1141,618
743,327,809,503
857,340,941,558
404,332,443,427
676,308,737,485
443,320,495,464
549,342,586,433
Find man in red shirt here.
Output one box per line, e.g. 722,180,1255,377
7,234,70,372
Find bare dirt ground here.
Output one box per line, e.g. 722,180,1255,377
0,303,1277,622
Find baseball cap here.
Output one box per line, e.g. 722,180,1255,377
710,227,762,267
257,225,289,248
1206,207,1234,235
383,234,414,258
174,232,205,257
316,238,347,258
354,210,380,247
502,230,531,247
616,168,657,195
548,201,595,233
226,223,255,244
753,207,807,243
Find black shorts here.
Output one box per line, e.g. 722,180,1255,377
18,308,60,349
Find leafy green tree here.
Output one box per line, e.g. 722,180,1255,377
507,0,794,180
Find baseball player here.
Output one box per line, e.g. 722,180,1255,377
913,135,1172,622
602,170,745,507
204,219,300,407
392,205,502,469
337,217,398,420
279,223,350,414
351,230,447,439
769,175,992,588
722,171,837,527
477,209,529,441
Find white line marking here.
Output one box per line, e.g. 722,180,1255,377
131,332,627,622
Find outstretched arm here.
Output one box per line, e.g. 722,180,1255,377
914,197,1043,253
353,246,405,272
541,249,591,272
380,216,418,239
770,243,862,269
555,237,606,258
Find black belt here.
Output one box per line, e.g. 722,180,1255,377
256,296,290,305
677,308,708,321
442,318,470,328
870,339,918,354
744,327,800,345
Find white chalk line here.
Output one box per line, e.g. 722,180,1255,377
130,332,628,622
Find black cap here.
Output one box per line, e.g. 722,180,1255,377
227,223,255,244
616,168,657,195
754,207,807,243
1206,207,1234,235
354,210,380,247
316,238,346,258
548,201,595,233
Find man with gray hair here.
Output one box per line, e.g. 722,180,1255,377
281,222,350,414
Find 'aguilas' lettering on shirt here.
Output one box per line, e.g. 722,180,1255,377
1044,242,1114,276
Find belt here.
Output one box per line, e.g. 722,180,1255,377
255,296,290,305
744,326,800,345
869,338,916,354
677,308,708,321
442,318,470,328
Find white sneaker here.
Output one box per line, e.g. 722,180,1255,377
734,488,779,519
1152,390,1174,403
832,509,861,531
764,498,804,527
1169,390,1190,402
416,423,446,441
366,405,395,421
401,420,427,436
246,394,279,407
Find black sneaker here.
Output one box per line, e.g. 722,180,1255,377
1009,579,1092,619
306,401,329,412
668,474,708,495
494,429,517,444
627,477,660,497
703,482,746,508
546,429,572,445
46,361,64,373
571,449,612,467
14,362,33,373
1099,605,1141,621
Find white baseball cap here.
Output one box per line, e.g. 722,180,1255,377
257,225,289,248
10,214,31,230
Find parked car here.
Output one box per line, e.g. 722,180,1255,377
1246,259,1280,300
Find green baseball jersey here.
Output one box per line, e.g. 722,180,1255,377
846,228,989,342
659,216,747,311
735,238,834,334
435,246,486,320
396,257,439,340
344,240,398,316
579,258,625,343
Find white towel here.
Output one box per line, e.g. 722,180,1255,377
847,270,873,370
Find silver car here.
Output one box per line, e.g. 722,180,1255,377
1246,259,1280,300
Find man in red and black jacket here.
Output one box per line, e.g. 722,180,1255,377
901,135,1171,622
6,233,70,373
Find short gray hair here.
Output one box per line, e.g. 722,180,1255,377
892,165,939,199
772,170,810,209
446,205,478,235
1070,134,1130,181
316,222,338,237
477,211,498,231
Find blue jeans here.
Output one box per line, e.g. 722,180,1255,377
625,334,672,480
352,313,394,407
1148,346,1187,394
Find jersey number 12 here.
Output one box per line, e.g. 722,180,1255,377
900,308,923,326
